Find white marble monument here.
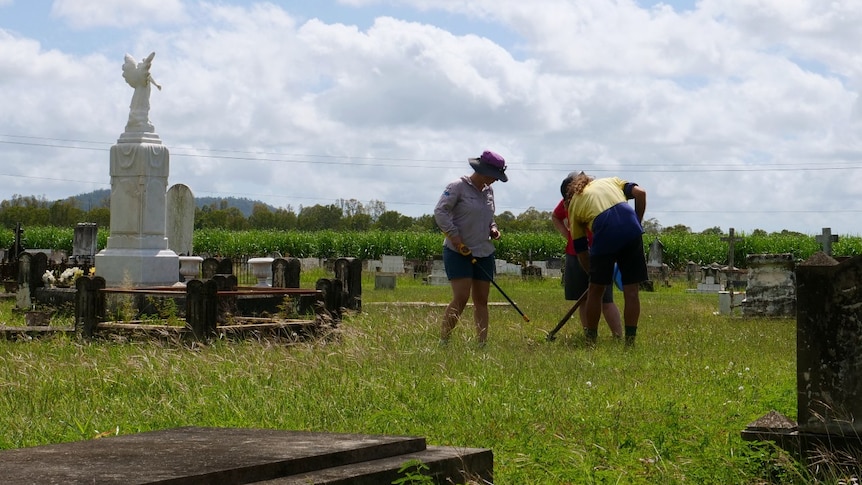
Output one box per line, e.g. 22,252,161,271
95,52,179,287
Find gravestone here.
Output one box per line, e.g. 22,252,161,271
6,222,24,264
380,255,405,274
544,257,563,278
272,257,301,288
70,223,98,266
166,184,195,256
742,254,795,317
815,227,839,256
16,252,32,310
796,252,862,435
427,259,448,286
95,51,179,287
216,258,233,276
742,252,862,463
300,257,321,270
695,263,723,292
646,238,669,287
30,252,48,295
200,257,219,280
334,257,362,310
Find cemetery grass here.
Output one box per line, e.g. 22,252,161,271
0,274,806,484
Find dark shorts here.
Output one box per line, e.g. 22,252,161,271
565,253,613,302
443,247,495,281
589,235,648,286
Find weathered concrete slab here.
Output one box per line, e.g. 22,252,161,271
0,427,492,484
263,446,493,484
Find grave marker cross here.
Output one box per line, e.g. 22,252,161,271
815,227,839,256
721,228,743,271
721,228,744,296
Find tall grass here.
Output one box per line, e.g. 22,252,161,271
0,275,808,484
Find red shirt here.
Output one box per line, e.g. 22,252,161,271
553,199,593,256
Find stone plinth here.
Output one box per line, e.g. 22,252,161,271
96,134,179,287
796,253,862,435
742,253,795,317
0,427,493,484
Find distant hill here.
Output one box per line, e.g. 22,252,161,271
68,190,276,217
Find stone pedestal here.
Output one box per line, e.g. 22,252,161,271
96,133,178,287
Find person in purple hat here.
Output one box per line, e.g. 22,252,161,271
434,150,508,346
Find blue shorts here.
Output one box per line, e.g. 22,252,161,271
589,235,648,286
442,247,495,281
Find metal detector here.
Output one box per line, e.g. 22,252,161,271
450,238,530,322
546,289,588,341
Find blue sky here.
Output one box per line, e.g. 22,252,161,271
1,0,861,235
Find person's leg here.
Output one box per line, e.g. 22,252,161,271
565,253,589,328
616,235,648,346
622,284,640,345
471,279,491,343
585,253,615,344
441,247,475,343
443,278,472,341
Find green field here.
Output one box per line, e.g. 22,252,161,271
0,272,813,484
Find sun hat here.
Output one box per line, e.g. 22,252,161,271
468,150,508,182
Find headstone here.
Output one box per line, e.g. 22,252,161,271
374,274,396,290
8,222,24,263
427,259,448,286
742,254,795,317
380,255,405,274
721,228,743,269
166,184,195,256
796,252,862,435
95,51,179,287
815,227,839,256
544,257,563,278
334,257,362,310
647,238,664,268
300,258,321,270
16,252,31,309
272,257,301,288
200,257,219,280
646,238,669,287
71,223,98,266
30,252,48,295
216,258,233,276
695,263,722,292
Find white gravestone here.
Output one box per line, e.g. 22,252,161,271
95,52,178,287
166,184,195,256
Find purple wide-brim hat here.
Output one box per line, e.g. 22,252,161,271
468,150,508,182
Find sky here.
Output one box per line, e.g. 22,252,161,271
1,0,861,235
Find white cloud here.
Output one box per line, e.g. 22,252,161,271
50,0,188,29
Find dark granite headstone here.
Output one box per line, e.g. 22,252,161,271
796,252,862,434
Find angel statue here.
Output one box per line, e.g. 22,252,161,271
122,52,162,133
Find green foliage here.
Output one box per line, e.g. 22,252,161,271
392,460,433,485
1,226,860,270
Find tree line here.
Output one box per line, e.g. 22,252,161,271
0,195,563,233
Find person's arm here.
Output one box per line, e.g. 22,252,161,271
551,212,569,240
630,185,646,224
434,182,461,247
577,250,590,274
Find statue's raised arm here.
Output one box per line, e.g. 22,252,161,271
122,52,161,133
